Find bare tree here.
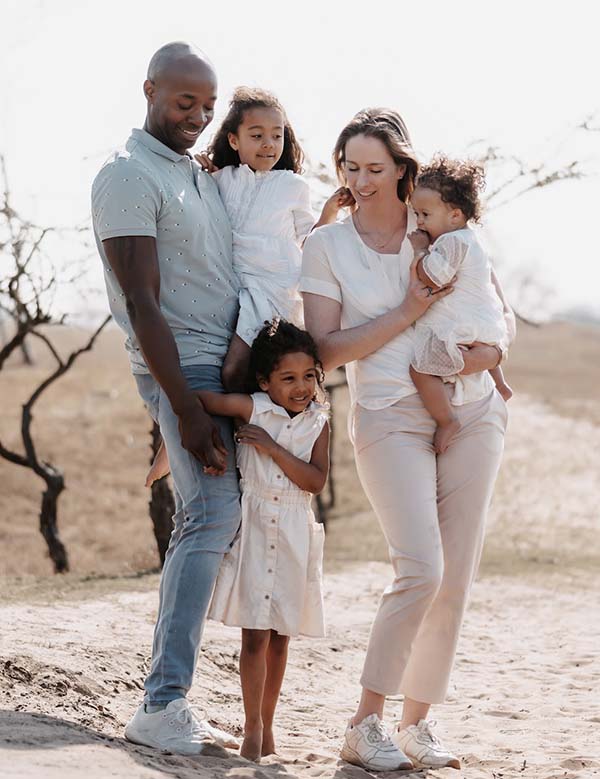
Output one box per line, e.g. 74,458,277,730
0,155,110,572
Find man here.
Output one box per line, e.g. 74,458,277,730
92,42,241,755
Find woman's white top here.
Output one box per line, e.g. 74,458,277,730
412,228,507,401
214,165,315,345
209,392,327,638
300,212,496,414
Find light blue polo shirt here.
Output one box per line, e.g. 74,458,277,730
92,128,239,374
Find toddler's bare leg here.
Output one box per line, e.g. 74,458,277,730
222,335,251,392
409,365,460,454
261,630,290,756
240,628,271,762
145,439,170,487
490,365,513,402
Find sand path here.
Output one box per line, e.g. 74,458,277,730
1,561,598,779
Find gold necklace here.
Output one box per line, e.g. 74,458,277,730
354,209,406,251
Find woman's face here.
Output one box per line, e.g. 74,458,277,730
343,134,406,208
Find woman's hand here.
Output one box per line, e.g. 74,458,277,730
408,229,430,254
235,424,278,455
459,342,502,375
401,254,454,323
194,152,219,173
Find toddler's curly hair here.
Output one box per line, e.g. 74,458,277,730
416,156,486,223
247,319,325,397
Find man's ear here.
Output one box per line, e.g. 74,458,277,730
143,79,155,103
227,132,239,151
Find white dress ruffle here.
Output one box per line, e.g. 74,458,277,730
214,166,315,346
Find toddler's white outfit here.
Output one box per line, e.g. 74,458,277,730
214,166,314,346
412,227,507,404
209,392,328,638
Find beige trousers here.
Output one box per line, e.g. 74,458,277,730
354,389,507,704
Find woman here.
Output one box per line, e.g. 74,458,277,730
300,108,515,772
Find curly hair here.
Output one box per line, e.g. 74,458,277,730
416,156,486,223
208,86,304,173
247,319,325,397
333,107,419,202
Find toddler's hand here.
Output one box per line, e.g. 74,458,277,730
408,229,430,254
194,152,219,174
319,187,355,224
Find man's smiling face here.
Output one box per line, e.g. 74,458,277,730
144,59,217,155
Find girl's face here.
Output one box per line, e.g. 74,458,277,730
343,134,406,208
411,186,466,242
228,106,285,172
258,351,319,415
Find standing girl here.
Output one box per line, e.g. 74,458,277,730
198,319,329,762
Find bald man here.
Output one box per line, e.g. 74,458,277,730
92,43,241,755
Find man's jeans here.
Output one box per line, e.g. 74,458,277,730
135,364,241,705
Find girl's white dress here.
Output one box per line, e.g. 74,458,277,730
214,165,315,346
209,392,328,638
412,227,507,403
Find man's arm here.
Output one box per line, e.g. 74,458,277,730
103,234,227,472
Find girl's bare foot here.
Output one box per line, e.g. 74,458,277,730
434,417,460,454
241,726,263,762
261,727,276,757
145,440,170,487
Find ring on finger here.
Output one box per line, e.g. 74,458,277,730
426,286,434,297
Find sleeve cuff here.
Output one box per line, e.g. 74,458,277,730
97,226,157,241
299,276,342,303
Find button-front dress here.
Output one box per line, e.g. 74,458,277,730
209,392,328,638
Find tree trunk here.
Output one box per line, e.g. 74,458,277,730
148,421,174,566
39,474,68,573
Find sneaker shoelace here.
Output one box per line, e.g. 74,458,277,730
417,720,442,747
366,718,391,746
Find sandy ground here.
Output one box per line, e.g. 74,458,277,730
2,562,599,779
1,322,600,777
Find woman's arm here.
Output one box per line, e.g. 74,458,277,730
196,391,253,423
235,422,330,494
303,257,453,372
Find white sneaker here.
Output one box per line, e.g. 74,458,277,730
340,713,413,772
393,719,460,769
124,699,232,756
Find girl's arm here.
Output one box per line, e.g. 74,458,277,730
235,422,330,494
303,256,453,372
196,391,253,423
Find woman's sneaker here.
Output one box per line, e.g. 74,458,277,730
393,719,460,769
340,713,413,771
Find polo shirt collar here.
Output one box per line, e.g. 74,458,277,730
130,128,190,163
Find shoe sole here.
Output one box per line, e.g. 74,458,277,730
340,744,413,772
125,730,230,758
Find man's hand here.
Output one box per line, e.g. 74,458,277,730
235,424,277,456
177,397,228,474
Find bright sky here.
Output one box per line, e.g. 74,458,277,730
1,0,598,320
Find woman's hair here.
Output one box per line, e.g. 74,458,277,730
333,107,419,202
247,319,325,397
208,86,304,173
416,156,486,223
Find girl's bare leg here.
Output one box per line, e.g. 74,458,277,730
145,438,170,487
261,631,290,756
352,687,386,725
409,365,460,455
399,697,431,730
240,628,271,762
222,334,251,392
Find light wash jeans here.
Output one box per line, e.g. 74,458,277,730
135,364,241,705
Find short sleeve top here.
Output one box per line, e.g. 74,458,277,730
91,129,239,374
300,214,494,410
